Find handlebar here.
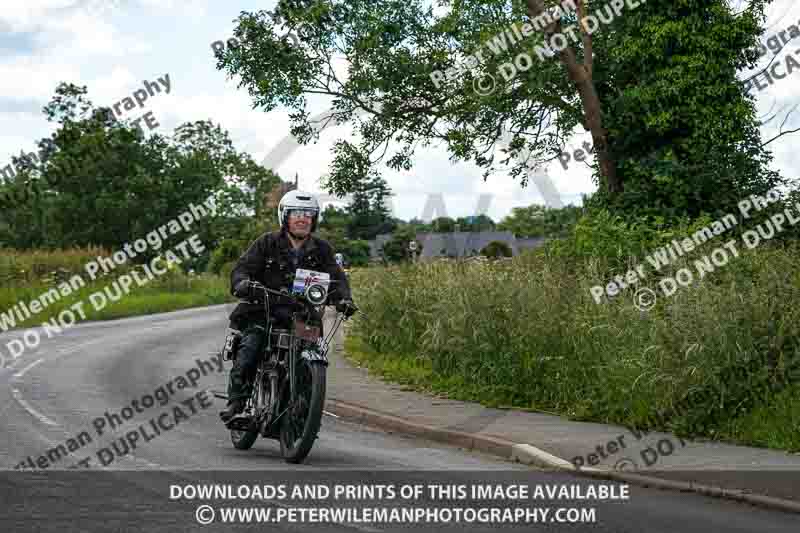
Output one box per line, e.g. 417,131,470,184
249,281,291,299
246,281,308,306
244,281,357,315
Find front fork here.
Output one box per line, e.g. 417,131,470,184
288,339,297,406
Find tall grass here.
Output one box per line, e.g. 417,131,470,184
0,246,109,284
349,241,800,451
0,248,233,330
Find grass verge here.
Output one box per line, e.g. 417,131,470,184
0,273,233,332
345,239,800,453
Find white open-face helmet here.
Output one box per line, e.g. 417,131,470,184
278,190,322,231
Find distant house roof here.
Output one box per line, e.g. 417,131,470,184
516,237,548,250
366,231,548,261
368,233,394,258
415,231,521,261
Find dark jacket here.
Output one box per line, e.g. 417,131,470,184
228,229,352,326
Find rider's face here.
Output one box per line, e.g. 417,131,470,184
287,210,313,237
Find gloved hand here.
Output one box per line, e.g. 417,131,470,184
233,280,253,299
336,299,358,318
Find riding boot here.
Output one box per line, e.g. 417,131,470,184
219,398,245,423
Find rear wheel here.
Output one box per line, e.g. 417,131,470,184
279,358,326,463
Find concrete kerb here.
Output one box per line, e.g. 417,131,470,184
325,399,800,515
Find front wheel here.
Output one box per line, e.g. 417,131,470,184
279,359,326,463
230,370,267,450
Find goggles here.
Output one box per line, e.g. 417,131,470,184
287,209,318,219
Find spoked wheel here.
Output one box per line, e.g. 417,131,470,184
230,371,267,450
279,358,326,463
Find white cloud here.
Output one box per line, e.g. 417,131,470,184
1,0,798,225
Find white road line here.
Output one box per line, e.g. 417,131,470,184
11,388,59,427
13,358,44,379
323,410,339,418
135,457,164,469
52,340,104,362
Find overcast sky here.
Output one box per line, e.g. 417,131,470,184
1,0,798,223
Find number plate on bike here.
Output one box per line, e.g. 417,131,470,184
294,320,321,342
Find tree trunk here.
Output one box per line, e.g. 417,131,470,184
525,0,622,195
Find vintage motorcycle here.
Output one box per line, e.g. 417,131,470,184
217,278,354,463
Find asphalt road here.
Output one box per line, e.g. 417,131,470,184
0,305,796,532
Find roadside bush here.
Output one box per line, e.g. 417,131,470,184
0,246,109,284
349,231,800,452
220,261,236,284
480,241,512,259
208,238,246,275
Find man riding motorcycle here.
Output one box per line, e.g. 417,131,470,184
220,190,356,423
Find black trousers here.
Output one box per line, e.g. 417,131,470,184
226,306,324,405
226,318,268,404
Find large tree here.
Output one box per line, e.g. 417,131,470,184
497,203,581,237
216,0,783,219
345,174,396,240
0,83,279,263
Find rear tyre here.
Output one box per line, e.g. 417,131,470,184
279,359,326,464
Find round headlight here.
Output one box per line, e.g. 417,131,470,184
306,284,327,305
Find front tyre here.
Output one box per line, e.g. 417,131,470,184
279,359,326,463
230,372,266,450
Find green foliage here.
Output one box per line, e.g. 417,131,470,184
593,0,783,216
208,238,247,275
497,204,582,238
0,247,232,329
345,175,395,240
456,214,495,232
220,260,237,282
0,83,280,268
0,246,107,285
217,0,782,219
348,239,800,452
480,240,512,258
319,205,351,231
338,239,372,267
431,217,455,233
317,224,372,266
382,225,421,263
